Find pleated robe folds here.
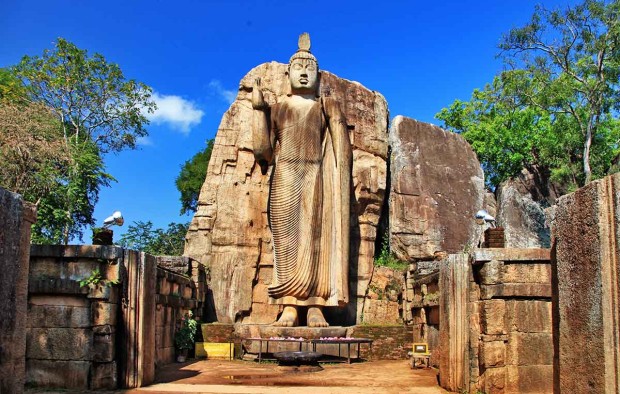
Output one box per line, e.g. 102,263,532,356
253,97,351,307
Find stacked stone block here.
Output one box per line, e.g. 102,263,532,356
362,266,404,325
154,266,199,366
27,245,122,390
404,264,440,367
469,249,552,394
348,325,412,360
25,246,203,391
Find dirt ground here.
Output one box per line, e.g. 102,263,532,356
27,359,449,394
125,359,449,394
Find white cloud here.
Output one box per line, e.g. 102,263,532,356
209,80,237,104
136,136,153,146
147,92,204,134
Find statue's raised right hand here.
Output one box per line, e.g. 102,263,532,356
252,77,267,110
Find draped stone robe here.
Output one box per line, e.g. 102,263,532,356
253,96,351,307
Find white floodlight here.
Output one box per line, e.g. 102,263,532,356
103,211,124,228
475,209,496,227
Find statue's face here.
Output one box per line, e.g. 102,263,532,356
288,58,318,93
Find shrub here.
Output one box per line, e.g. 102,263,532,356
174,311,198,350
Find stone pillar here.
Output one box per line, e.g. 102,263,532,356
119,251,157,388
0,187,36,394
552,173,620,393
438,254,470,392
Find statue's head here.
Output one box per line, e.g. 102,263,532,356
288,33,319,95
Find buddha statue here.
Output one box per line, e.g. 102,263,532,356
251,33,352,327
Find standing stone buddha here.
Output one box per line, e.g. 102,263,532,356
251,33,352,327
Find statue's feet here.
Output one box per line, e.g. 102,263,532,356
308,306,329,327
273,306,298,327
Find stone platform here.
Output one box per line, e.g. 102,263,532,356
199,323,412,361
236,324,346,340
236,325,348,358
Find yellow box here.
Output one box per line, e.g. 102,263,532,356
195,342,234,359
412,342,430,355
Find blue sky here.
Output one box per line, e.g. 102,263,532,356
1,0,578,242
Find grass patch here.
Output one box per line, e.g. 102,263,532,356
374,233,408,271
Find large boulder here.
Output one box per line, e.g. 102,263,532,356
184,62,388,324
496,167,563,248
388,116,485,261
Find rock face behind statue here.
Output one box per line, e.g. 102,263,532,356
496,167,563,248
389,116,485,261
184,62,388,324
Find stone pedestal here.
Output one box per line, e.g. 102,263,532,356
237,325,347,357
257,326,347,339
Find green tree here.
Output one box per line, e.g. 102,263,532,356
119,221,189,256
436,72,595,189
12,38,155,153
1,38,156,243
175,139,214,215
437,0,620,189
0,68,28,102
499,0,620,185
31,141,113,244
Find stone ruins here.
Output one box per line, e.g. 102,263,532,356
1,33,618,394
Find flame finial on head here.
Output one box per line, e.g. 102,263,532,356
298,32,311,52
289,32,318,67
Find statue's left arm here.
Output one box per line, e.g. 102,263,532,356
323,97,352,301
323,97,352,172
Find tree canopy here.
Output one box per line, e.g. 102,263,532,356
0,38,155,243
118,220,189,256
13,38,155,154
0,100,69,198
175,139,214,215
437,0,620,189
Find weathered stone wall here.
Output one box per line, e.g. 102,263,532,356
154,259,203,366
389,116,485,262
27,245,124,390
236,325,412,361
552,173,620,394
361,266,404,325
468,249,552,394
0,188,36,394
348,325,412,360
202,323,235,343
25,247,203,391
404,264,440,367
185,62,389,325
